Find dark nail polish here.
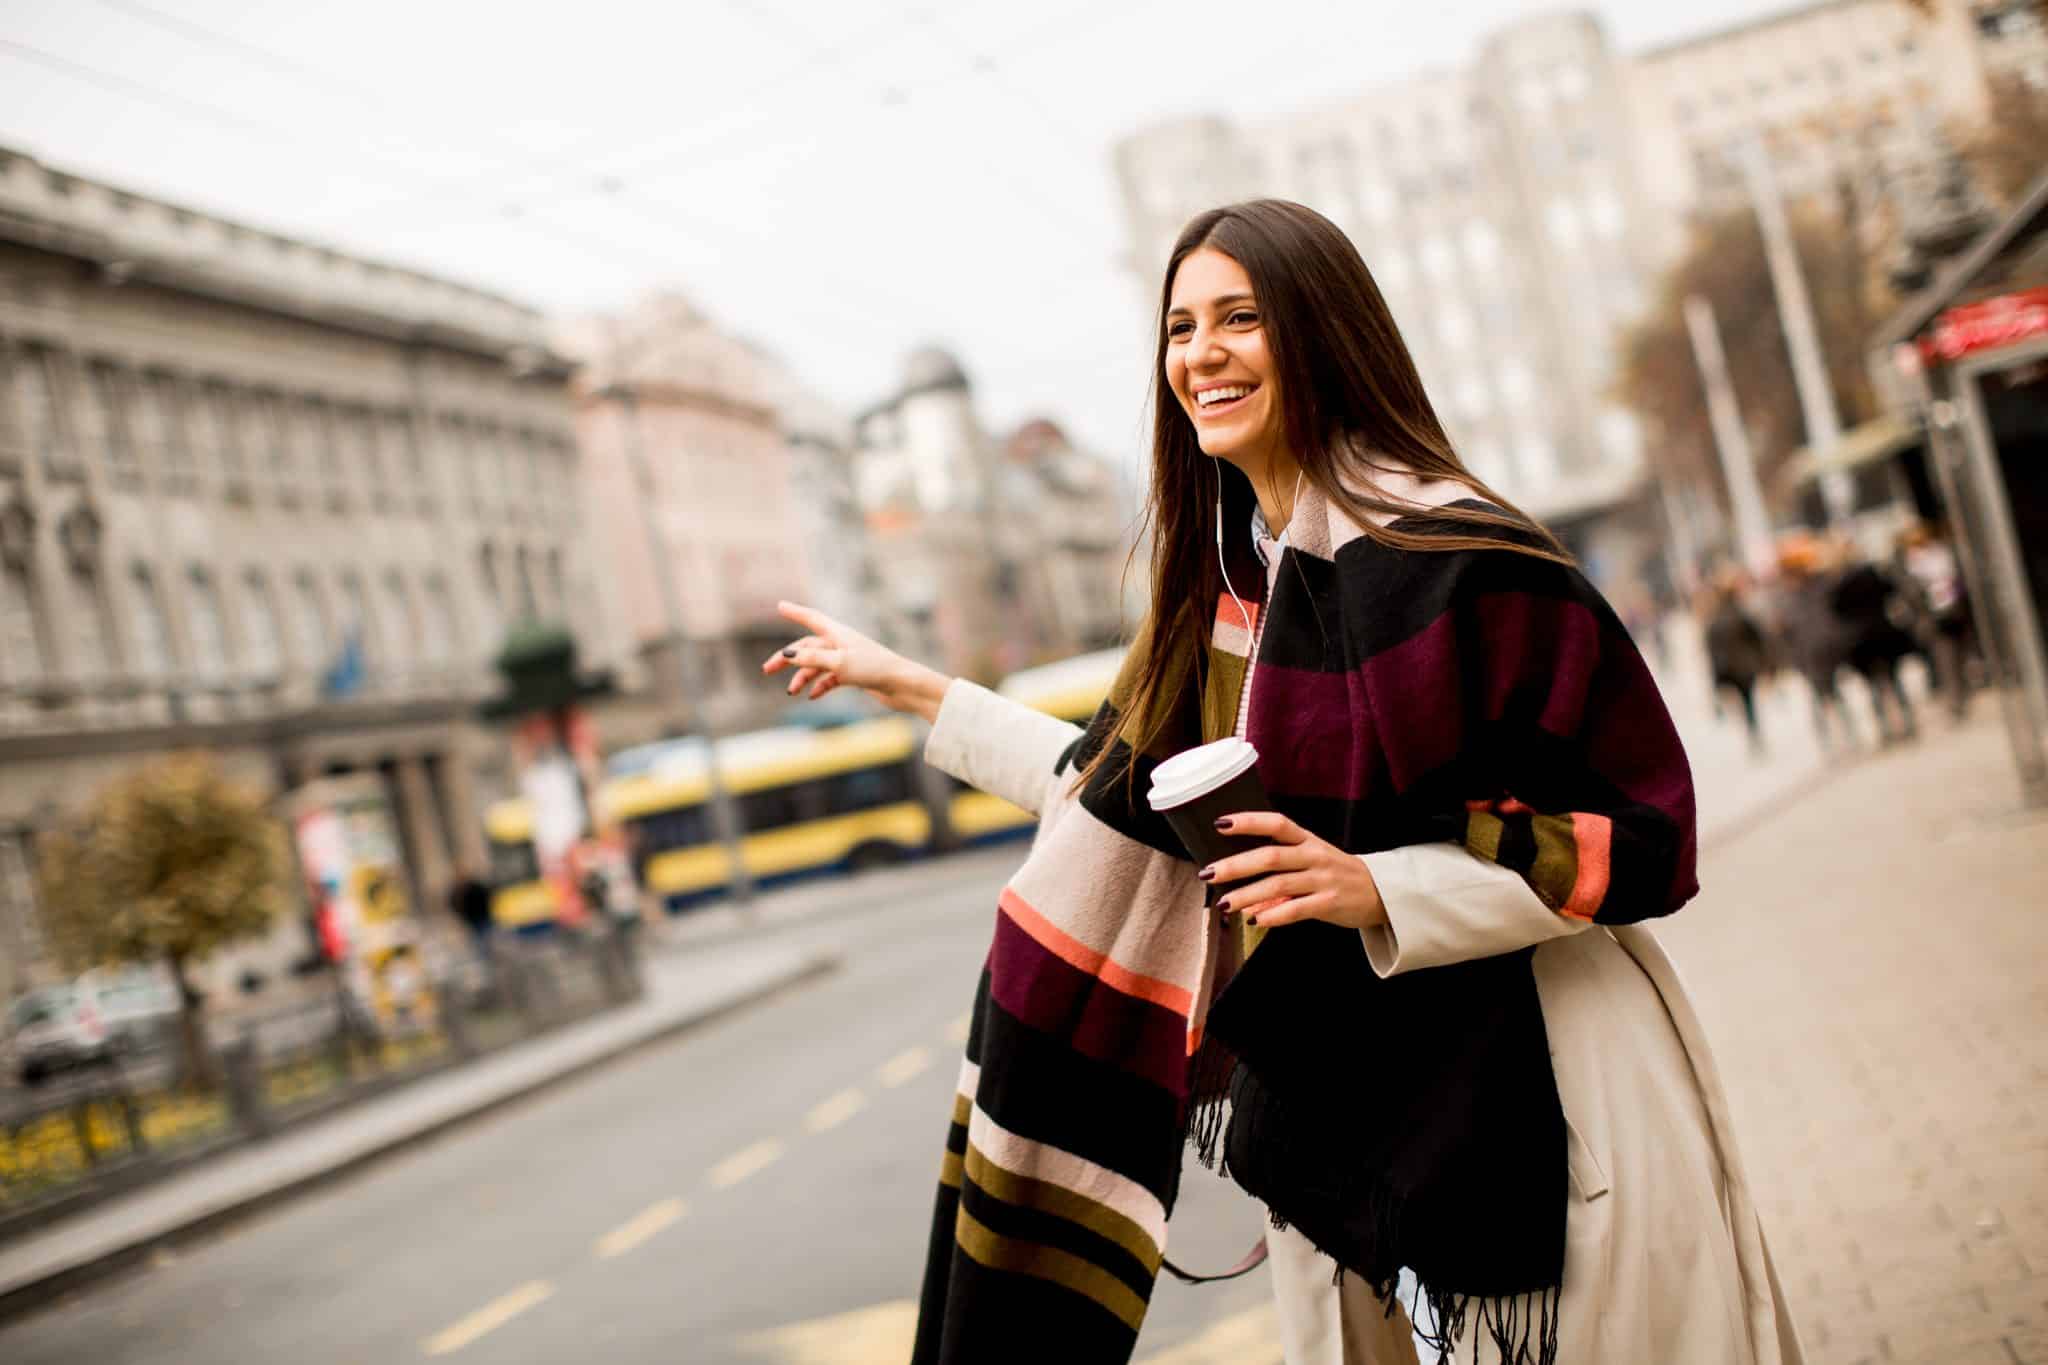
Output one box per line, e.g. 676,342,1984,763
1196,867,1214,882
1245,914,1259,928
1214,817,1232,832
1215,897,1231,913
781,648,796,658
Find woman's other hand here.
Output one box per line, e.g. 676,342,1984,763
1196,811,1387,930
761,600,952,724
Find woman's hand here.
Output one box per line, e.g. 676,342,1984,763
1197,812,1386,930
760,601,952,724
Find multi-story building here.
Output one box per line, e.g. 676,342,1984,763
0,144,616,1000
852,350,1134,680
1112,1,2044,581
564,294,820,737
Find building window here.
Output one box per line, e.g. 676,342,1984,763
67,563,113,683
136,373,198,490
338,571,374,665
0,833,48,974
237,391,289,492
82,362,140,486
241,569,282,678
545,548,566,618
0,559,46,688
296,399,345,507
383,570,417,667
472,423,499,509
289,570,327,675
476,544,503,646
8,345,70,475
424,575,458,664
341,407,385,506
514,546,538,620
127,563,174,679
185,566,230,680
388,412,428,506
190,381,242,489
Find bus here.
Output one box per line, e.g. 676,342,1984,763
942,647,1124,845
479,651,1123,924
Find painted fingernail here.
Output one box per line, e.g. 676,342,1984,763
1245,914,1259,927
1215,897,1231,913
781,648,797,658
1214,817,1233,832
1197,866,1215,882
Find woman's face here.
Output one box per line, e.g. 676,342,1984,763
1165,248,1281,467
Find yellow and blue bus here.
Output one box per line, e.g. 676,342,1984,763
941,647,1124,845
608,715,934,913
480,650,1123,924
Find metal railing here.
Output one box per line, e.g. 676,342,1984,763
0,923,641,1237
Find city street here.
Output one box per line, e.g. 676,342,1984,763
2,675,2045,1364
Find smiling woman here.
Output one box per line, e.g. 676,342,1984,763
765,200,1803,1365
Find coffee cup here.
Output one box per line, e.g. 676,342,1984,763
1147,737,1276,907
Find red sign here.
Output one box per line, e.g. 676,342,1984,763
1926,288,2048,362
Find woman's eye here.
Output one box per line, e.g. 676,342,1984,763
1228,310,1258,326
1167,322,1193,339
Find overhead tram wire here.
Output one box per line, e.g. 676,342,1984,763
0,37,712,291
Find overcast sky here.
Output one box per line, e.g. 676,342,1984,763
1,0,1798,462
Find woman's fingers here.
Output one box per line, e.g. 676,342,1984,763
777,600,843,640
785,666,819,696
1216,873,1312,915
1199,838,1313,888
1214,810,1308,843
1240,891,1335,929
807,673,841,700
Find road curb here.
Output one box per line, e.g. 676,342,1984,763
0,951,838,1327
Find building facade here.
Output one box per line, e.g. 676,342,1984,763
851,351,1135,681
0,144,615,1001
1111,1,2045,581
564,295,821,738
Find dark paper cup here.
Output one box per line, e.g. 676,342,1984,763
1147,738,1275,906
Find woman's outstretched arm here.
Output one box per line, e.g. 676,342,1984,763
762,601,1082,817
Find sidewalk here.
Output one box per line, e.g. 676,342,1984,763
1655,708,2048,1365
0,935,833,1320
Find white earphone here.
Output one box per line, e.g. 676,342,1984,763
1215,460,1304,641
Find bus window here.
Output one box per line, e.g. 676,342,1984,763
826,763,914,814
488,838,539,887
739,786,804,830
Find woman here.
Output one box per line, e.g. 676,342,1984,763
765,201,1802,1365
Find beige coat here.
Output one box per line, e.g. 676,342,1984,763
928,675,1807,1364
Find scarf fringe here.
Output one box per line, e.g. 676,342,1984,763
1186,1051,1561,1365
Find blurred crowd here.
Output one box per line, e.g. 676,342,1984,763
1690,521,1980,759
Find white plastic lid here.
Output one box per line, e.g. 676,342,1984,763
1146,737,1261,811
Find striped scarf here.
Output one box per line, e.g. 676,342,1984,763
911,490,1698,1365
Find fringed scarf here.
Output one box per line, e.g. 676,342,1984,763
911,491,1698,1365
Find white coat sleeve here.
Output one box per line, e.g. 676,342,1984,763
922,679,1085,819
1358,842,1593,977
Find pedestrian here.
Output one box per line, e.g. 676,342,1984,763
1829,552,1920,745
1898,521,1977,721
1774,540,1860,755
1703,576,1772,757
765,199,1801,1365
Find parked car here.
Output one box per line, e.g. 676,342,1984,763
7,984,116,1084
76,965,181,1053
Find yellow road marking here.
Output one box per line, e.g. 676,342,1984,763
709,1137,785,1189
1137,1304,1282,1364
420,1280,554,1356
877,1045,931,1088
945,1012,971,1043
804,1087,866,1134
593,1197,686,1260
741,1299,918,1364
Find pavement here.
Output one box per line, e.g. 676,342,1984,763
0,933,837,1320
2,645,2044,1363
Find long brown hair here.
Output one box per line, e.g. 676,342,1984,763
1086,198,1573,788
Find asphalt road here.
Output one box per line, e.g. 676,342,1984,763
0,846,1277,1365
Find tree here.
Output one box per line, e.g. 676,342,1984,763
1612,208,1882,501
37,753,289,1087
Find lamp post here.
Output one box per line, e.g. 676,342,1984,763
600,382,755,907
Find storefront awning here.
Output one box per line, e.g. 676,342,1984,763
1782,414,1921,487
